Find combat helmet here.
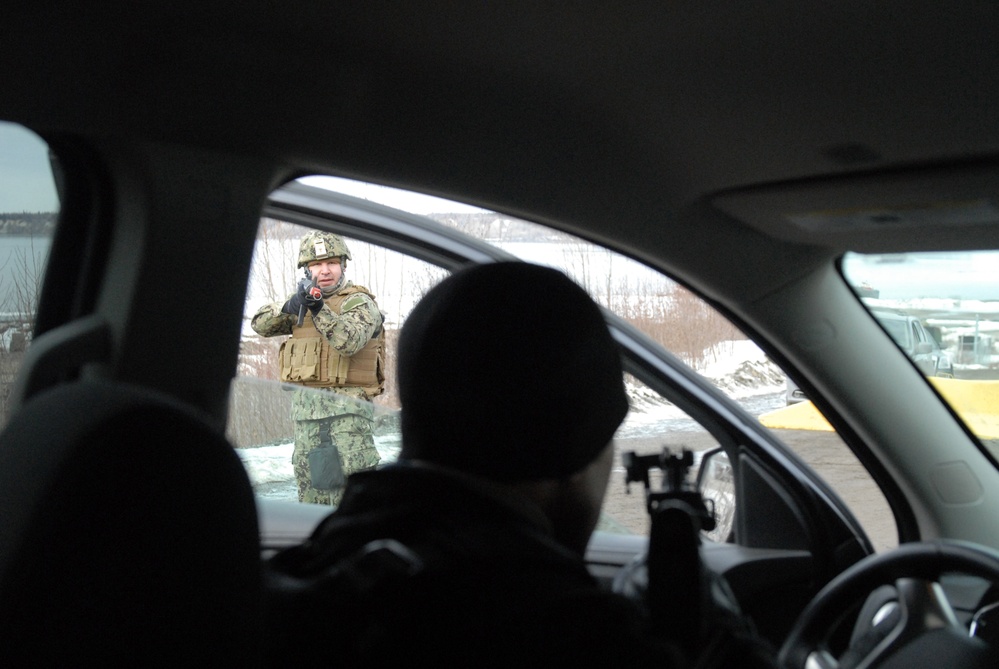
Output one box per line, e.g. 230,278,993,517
297,230,352,269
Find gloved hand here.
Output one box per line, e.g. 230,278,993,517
280,278,324,317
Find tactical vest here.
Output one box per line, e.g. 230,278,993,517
279,286,385,397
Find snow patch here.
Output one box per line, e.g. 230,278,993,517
697,340,785,399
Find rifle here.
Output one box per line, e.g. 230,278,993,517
622,447,716,654
297,277,323,327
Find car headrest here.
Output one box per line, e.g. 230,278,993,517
0,379,263,665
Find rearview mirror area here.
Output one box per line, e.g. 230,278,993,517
697,448,736,543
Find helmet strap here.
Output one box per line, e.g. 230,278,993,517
322,272,346,296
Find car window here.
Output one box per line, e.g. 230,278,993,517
842,251,999,461
232,176,898,552
0,122,58,427
883,319,907,347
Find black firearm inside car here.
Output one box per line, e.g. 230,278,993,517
622,447,716,532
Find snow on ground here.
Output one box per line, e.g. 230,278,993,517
237,443,294,488
695,340,786,399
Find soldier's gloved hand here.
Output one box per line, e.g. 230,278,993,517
280,293,302,316
297,278,325,315
280,279,324,316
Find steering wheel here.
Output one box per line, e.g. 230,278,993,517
778,540,997,669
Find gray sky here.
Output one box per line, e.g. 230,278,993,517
302,175,487,215
0,122,59,213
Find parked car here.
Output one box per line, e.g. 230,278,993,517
3,3,999,667
871,308,954,377
786,307,954,404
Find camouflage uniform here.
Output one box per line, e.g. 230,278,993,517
251,235,383,506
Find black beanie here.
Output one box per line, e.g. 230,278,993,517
397,261,629,482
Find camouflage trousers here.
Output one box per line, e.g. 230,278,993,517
293,414,380,506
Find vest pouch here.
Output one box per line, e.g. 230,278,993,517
280,337,323,383
307,447,345,491
328,350,352,385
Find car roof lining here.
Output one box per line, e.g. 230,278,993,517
7,2,999,260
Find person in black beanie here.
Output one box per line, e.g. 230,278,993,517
263,262,689,668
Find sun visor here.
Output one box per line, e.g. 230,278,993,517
711,165,999,253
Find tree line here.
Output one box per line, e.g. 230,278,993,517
0,212,57,235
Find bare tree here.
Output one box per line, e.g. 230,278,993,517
249,218,301,303
0,237,48,425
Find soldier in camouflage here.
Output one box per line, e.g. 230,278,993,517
251,231,385,506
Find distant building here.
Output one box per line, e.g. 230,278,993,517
853,282,880,298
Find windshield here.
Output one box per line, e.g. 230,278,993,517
879,319,909,349
842,251,999,456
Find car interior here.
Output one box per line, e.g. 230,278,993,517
2,2,999,667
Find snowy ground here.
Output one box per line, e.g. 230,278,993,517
236,339,787,501
695,339,787,398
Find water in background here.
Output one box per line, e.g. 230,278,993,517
0,235,50,318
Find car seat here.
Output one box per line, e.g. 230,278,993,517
0,379,263,666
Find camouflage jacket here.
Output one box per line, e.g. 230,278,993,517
251,281,383,420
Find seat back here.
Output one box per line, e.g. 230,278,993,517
0,380,262,666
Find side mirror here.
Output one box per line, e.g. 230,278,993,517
696,448,736,543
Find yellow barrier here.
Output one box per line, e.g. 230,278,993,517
758,400,833,432
758,378,999,439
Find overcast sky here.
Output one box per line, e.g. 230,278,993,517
0,122,59,213
302,175,487,215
